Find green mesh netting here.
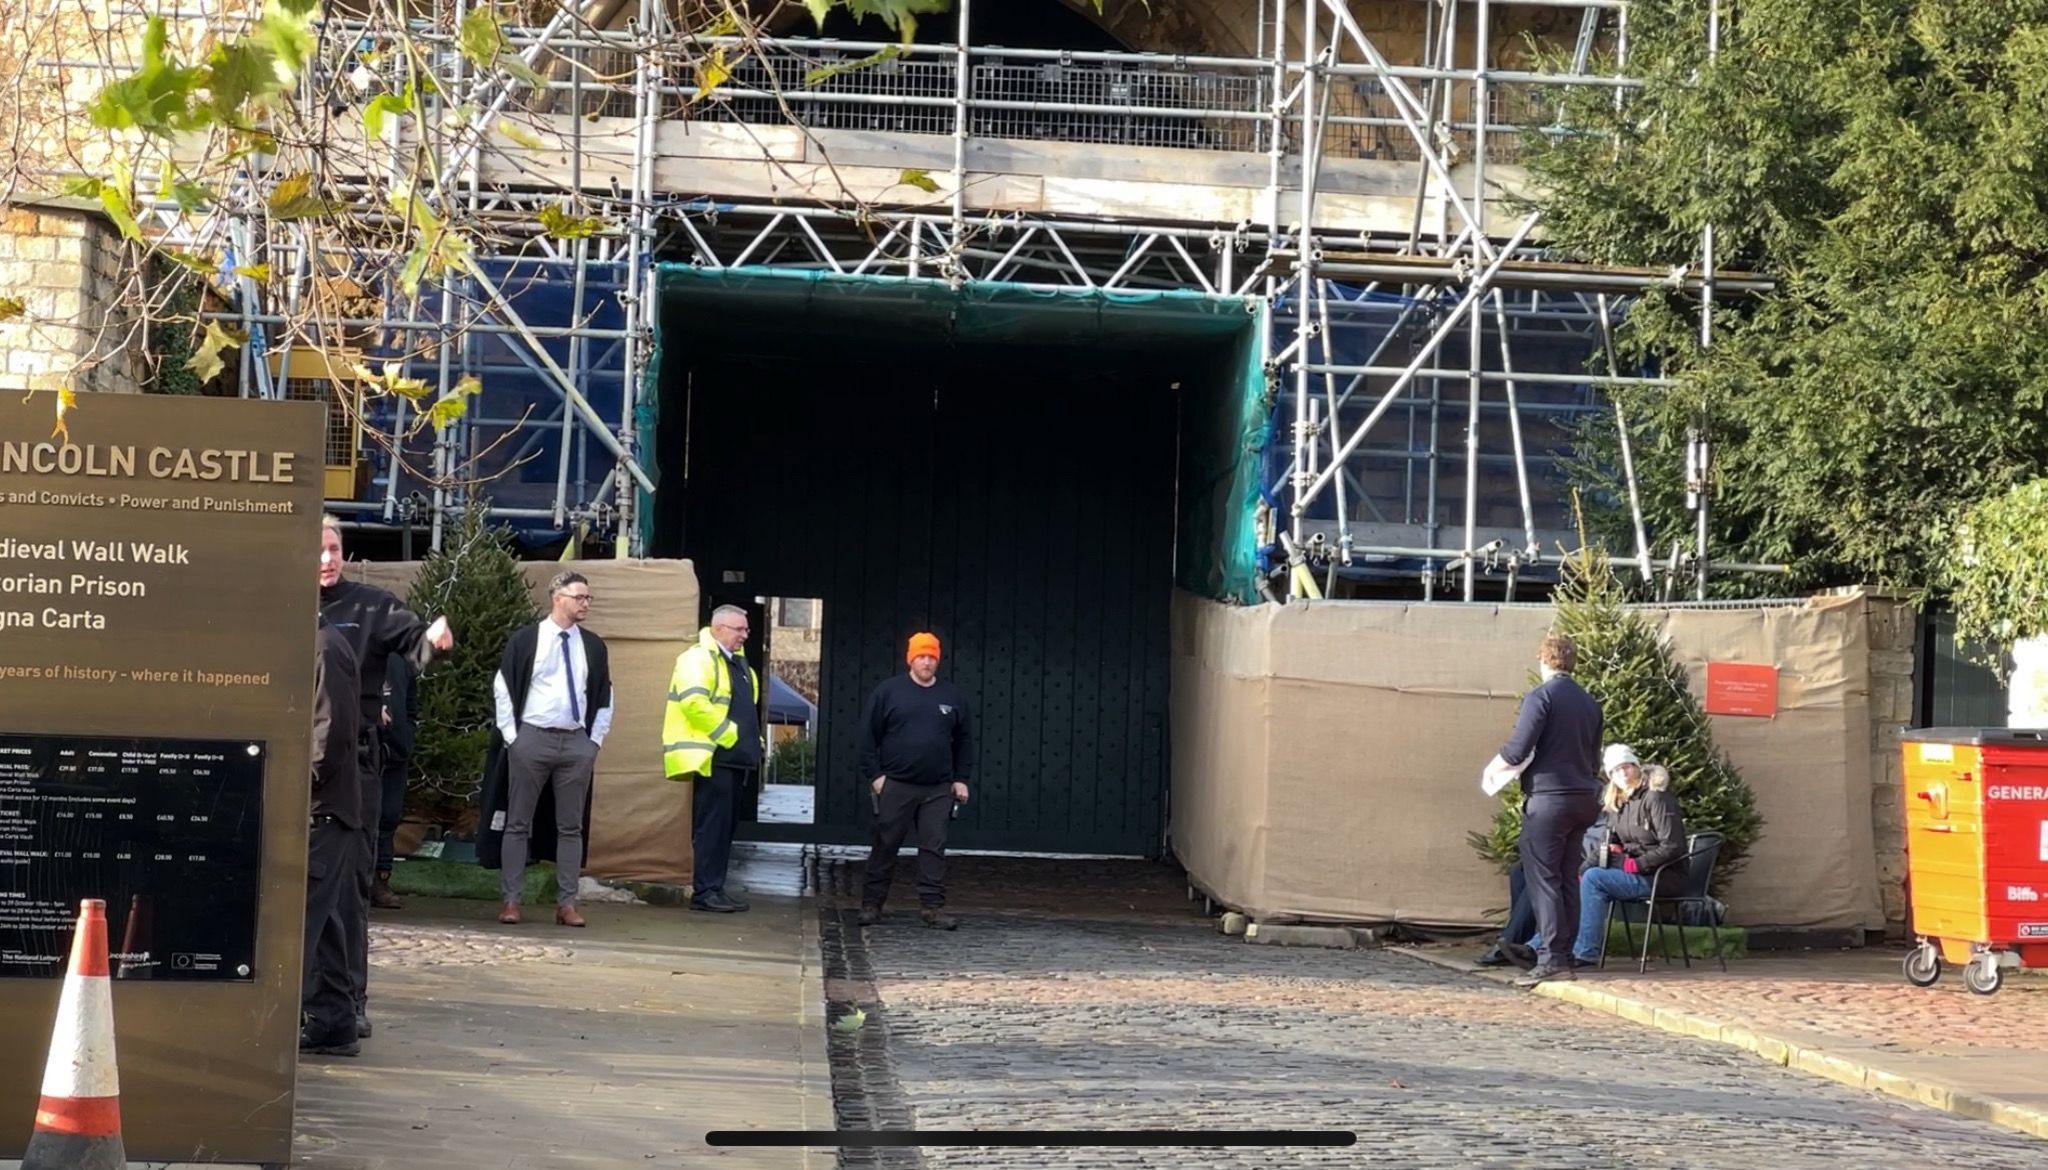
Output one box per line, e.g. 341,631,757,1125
647,265,1266,601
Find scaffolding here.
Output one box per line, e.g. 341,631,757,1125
36,0,1768,600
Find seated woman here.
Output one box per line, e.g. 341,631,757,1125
1570,758,1687,966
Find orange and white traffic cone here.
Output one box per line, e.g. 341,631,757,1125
23,898,126,1170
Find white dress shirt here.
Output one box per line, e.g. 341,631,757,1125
494,617,613,746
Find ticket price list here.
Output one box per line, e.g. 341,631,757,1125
0,732,264,980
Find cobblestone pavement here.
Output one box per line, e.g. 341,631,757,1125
822,905,2048,1170
1416,941,2048,1123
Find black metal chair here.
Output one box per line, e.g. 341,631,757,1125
1599,831,1727,973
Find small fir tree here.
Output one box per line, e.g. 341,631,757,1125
1470,549,1763,891
404,503,540,832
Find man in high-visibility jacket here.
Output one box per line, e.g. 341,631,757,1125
664,604,761,913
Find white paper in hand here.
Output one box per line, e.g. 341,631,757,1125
1480,753,1528,797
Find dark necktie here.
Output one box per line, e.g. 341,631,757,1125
561,630,581,724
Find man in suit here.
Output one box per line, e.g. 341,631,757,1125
1496,632,1604,986
493,571,613,927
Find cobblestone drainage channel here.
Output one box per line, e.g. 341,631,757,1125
818,906,926,1170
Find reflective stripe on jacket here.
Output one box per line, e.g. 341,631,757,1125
662,628,754,779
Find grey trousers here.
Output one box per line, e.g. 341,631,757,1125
500,725,597,906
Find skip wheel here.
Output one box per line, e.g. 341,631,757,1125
1902,944,1940,987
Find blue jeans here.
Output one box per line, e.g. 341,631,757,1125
1573,868,1652,961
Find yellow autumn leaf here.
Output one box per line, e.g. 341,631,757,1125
51,387,77,443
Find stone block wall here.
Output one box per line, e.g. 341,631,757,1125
0,206,145,398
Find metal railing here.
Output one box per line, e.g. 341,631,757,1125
471,31,1571,164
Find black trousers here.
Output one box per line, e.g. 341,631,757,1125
863,780,952,909
1499,863,1534,946
1520,790,1602,967
338,731,382,1014
692,765,748,898
375,745,407,874
302,815,356,1042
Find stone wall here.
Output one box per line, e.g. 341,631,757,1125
0,205,146,398
1863,595,1919,938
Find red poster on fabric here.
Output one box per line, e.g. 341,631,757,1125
1705,662,1779,717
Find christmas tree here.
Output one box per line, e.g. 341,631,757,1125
404,502,540,832
1470,548,1763,891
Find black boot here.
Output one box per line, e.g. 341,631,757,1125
919,908,958,931
857,905,881,927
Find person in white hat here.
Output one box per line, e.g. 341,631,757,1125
1565,742,1688,967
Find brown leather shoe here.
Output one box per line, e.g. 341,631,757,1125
555,903,586,928
498,901,521,925
371,873,403,910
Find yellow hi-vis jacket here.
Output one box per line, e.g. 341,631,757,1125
663,628,756,780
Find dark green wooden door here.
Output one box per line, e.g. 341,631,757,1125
663,344,1177,857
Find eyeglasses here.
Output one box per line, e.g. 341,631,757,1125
558,592,593,603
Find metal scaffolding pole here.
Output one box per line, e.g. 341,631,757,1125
128,0,1723,592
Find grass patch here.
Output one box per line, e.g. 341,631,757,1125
389,857,559,905
1605,919,1745,961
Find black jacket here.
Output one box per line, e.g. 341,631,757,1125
714,650,765,771
857,674,974,786
381,653,419,765
477,622,613,870
319,579,437,723
1499,673,1603,796
1607,788,1688,877
312,620,364,827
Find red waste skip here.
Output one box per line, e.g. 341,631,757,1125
1900,728,2048,996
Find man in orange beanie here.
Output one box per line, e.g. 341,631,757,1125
857,632,974,929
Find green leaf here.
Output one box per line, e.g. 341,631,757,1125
830,1008,867,1033
0,297,25,323
538,204,604,240
163,250,219,276
167,181,213,212
257,1,318,80
897,167,940,194
205,40,282,122
234,263,273,282
398,244,433,297
89,16,202,133
98,181,142,242
426,374,484,431
497,52,545,88
186,321,246,383
498,118,546,150
267,172,329,219
354,361,432,401
459,7,507,73
843,0,952,43
363,91,409,140
804,44,903,87
803,0,833,29
150,162,210,214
